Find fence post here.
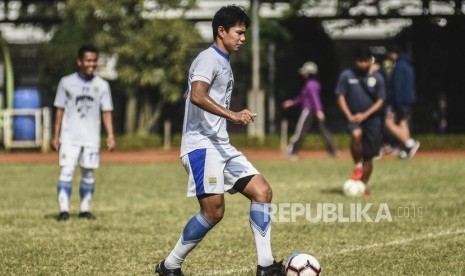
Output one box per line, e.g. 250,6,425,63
280,119,288,152
163,120,171,151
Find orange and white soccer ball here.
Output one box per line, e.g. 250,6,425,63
285,252,321,276
343,179,366,197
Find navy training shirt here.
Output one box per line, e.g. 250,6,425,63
335,69,386,114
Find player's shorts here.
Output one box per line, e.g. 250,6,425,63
181,147,260,197
59,144,100,169
384,105,412,122
347,117,382,159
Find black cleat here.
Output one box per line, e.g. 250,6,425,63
78,212,96,220
57,211,70,221
256,260,286,276
155,260,184,276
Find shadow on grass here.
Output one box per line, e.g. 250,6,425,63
320,187,344,195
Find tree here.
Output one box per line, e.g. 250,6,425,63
41,0,201,134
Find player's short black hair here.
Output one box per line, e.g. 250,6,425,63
386,45,402,54
212,5,250,40
354,47,373,61
78,44,99,60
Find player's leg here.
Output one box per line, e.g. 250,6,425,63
349,125,364,180
78,167,96,219
286,109,311,159
57,166,75,220
161,194,221,271
78,147,100,219
316,119,338,157
361,118,383,187
56,145,81,221
237,175,285,275
397,107,420,159
224,153,284,275
157,149,224,275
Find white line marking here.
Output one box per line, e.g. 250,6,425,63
322,228,465,257
200,228,465,276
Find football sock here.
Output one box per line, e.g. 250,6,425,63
80,168,95,212
250,202,274,267
57,181,72,212
164,212,214,269
405,138,415,149
79,181,94,212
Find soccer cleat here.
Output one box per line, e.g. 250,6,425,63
406,141,420,159
78,212,96,220
351,166,363,181
155,261,184,276
362,188,370,198
57,211,70,221
256,260,286,276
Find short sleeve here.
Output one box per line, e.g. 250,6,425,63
54,79,66,108
100,81,114,111
335,71,348,96
191,55,217,84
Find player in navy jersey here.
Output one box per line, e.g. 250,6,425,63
53,44,115,221
155,5,285,276
335,48,386,196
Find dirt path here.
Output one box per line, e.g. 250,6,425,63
0,149,464,164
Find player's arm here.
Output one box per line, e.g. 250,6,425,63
102,111,115,151
337,95,355,123
52,108,64,151
359,99,384,121
190,80,256,125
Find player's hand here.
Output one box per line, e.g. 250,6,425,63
231,109,257,125
52,137,60,151
316,111,325,122
107,136,116,151
282,100,293,110
352,113,367,123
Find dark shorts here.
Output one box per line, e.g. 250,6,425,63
348,117,382,159
384,105,412,122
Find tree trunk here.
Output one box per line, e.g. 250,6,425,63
137,100,164,135
125,88,137,134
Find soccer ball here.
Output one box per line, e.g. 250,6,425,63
343,179,366,197
285,252,321,276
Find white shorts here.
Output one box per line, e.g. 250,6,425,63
59,145,100,169
181,147,260,197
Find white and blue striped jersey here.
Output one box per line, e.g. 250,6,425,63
54,73,113,148
180,46,234,157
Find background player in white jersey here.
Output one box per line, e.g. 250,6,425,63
53,44,115,221
155,5,285,276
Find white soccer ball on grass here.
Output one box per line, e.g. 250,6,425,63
343,179,366,197
285,252,321,276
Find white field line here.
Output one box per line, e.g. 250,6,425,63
202,228,465,276
322,228,465,257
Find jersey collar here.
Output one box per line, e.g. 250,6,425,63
210,45,230,62
77,72,95,82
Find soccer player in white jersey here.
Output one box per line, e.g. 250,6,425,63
53,44,115,221
155,5,285,276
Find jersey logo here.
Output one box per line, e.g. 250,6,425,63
367,77,377,87
208,177,217,184
76,95,95,118
349,78,359,84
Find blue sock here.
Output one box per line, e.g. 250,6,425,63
164,213,214,269
79,181,95,212
57,181,72,212
250,202,274,267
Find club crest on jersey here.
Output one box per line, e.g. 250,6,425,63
92,86,99,93
367,77,377,87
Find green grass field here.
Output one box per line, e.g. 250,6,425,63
1,157,464,275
